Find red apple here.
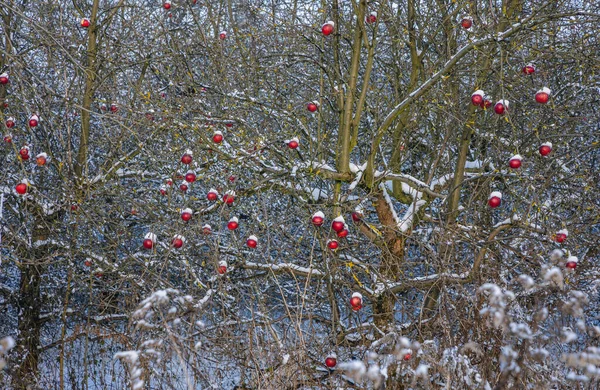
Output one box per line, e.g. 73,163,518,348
225,122,233,128
539,142,552,156
471,90,484,106
181,150,193,164
164,1,171,10
312,211,325,226
555,229,568,243
307,101,319,112
350,292,362,310
179,182,189,192
480,96,493,109
160,186,167,196
181,208,193,222
488,191,502,208
508,155,522,169
166,178,173,186
207,188,218,201
172,235,185,249
321,21,334,36
110,103,118,112
223,190,235,205
218,260,227,275
366,12,377,24
535,87,551,104
15,181,28,195
36,153,47,166
403,353,412,361
325,355,337,368
0,73,8,85
287,137,299,149
3,134,12,143
29,115,39,127
84,259,92,267
219,31,227,40
228,175,235,183
246,235,258,248
351,210,363,222
461,16,473,29
19,146,30,160
202,224,212,235
81,18,90,28
522,64,535,75
5,117,15,128
327,239,339,250
143,233,156,249
337,226,349,238
565,255,578,270
185,170,196,183
213,131,223,143
331,216,345,232
494,100,508,115
71,204,79,211
227,217,239,230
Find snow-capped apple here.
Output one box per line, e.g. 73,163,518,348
225,122,233,128
494,100,508,115
522,63,535,75
219,31,227,40
535,87,551,104
19,146,30,160
350,292,362,310
213,131,223,143
166,178,173,186
366,11,377,24
172,235,185,249
84,259,92,267
5,117,15,128
539,142,552,156
207,188,218,201
461,16,473,29
287,137,299,149
3,134,12,143
181,150,193,164
181,208,193,222
227,217,239,230
325,354,337,368
312,211,325,226
70,204,79,211
509,154,522,169
565,256,578,270
163,0,171,10
143,232,157,249
307,101,319,113
555,229,568,243
0,73,8,84
110,103,118,112
15,179,28,195
321,21,335,36
403,352,412,361
81,18,90,28
337,225,349,238
202,224,212,235
223,190,235,205
179,181,189,192
246,235,258,248
488,191,502,208
29,114,39,127
36,152,48,166
480,96,493,109
327,239,339,250
471,90,484,106
218,260,227,274
331,216,345,232
228,175,235,183
351,209,363,222
185,170,196,183
159,186,167,196
94,269,103,278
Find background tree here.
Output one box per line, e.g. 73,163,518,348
1,0,599,389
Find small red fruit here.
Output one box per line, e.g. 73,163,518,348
539,142,552,156
535,87,551,104
172,235,185,249
403,353,412,361
522,64,535,75
461,16,473,29
350,292,362,310
246,235,258,248
181,150,193,164
488,191,502,208
218,260,227,275
29,115,39,127
565,256,578,270
351,210,363,222
159,186,167,196
71,204,79,211
84,259,92,267
202,224,212,235
555,229,568,243
81,18,90,28
5,117,15,128
179,182,189,192
110,103,118,112
207,189,218,201
480,96,493,109
331,216,345,232
494,100,508,115
287,137,299,149
15,181,28,195
325,355,337,368
321,21,334,36
4,134,12,143
366,12,377,24
227,217,239,230
181,208,193,222
312,211,325,226
185,170,196,183
143,239,153,249
36,153,48,166
19,146,30,160
327,239,339,250
166,178,173,186
223,191,235,205
219,31,227,40
337,227,348,238
164,1,171,10
0,73,8,85
213,131,223,143
143,233,157,250
307,101,319,113
508,155,522,169
471,90,484,106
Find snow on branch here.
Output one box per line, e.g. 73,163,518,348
243,261,324,277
